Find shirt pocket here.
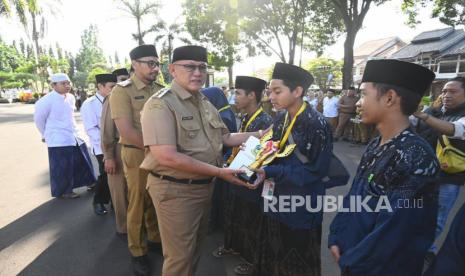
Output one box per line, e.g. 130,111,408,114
179,120,202,144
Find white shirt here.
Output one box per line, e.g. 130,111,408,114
80,92,105,155
323,96,339,118
451,116,465,140
309,98,318,109
34,90,82,147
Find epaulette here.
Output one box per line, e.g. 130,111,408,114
117,79,132,87
155,88,170,98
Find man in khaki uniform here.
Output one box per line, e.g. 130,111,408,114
334,87,358,141
109,44,162,276
141,45,257,276
100,92,128,234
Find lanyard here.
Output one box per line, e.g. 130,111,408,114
227,107,264,165
218,105,230,112
279,102,306,149
240,107,263,132
96,93,104,104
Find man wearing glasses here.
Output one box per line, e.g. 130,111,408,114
109,45,162,276
34,73,96,199
141,45,258,276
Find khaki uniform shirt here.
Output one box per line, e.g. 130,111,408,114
140,80,229,179
100,96,119,160
109,74,163,145
338,95,359,114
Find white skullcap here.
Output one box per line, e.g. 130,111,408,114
50,73,70,83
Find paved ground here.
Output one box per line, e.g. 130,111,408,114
0,103,463,276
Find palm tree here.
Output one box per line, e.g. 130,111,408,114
3,0,60,92
117,0,161,45
154,20,191,82
0,0,27,22
155,21,191,64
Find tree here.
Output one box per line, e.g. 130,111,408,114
327,0,387,88
66,51,75,79
305,57,343,91
155,20,191,82
48,45,55,58
183,0,242,87
117,0,162,45
75,25,106,73
0,0,27,22
0,38,25,72
19,38,26,56
114,51,120,65
87,65,109,85
155,21,191,64
402,0,465,26
56,42,63,59
26,44,34,60
239,0,342,65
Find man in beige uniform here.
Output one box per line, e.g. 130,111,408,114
334,87,359,141
141,45,257,276
110,44,162,276
100,92,128,234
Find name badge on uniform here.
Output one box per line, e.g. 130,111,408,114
134,95,145,100
182,116,193,120
262,178,275,200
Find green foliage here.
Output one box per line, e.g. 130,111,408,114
0,39,25,72
0,71,34,88
402,0,465,26
73,71,88,89
239,0,343,64
86,67,108,85
305,57,343,90
75,25,106,73
183,0,240,74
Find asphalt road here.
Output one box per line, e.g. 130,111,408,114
0,103,463,276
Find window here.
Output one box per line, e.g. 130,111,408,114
439,62,457,73
459,62,465,72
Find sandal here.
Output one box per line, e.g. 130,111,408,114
212,246,238,258
234,262,254,275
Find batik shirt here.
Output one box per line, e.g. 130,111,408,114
329,128,439,276
231,109,273,202
262,104,333,229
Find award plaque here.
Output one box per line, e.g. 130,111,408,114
229,136,261,182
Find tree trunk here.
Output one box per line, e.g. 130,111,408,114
167,35,173,82
31,12,40,62
31,12,43,93
137,18,143,45
342,26,357,89
228,65,233,88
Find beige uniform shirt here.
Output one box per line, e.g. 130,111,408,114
100,96,119,160
140,80,229,179
338,95,359,114
110,74,163,145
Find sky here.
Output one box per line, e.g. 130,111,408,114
0,0,452,82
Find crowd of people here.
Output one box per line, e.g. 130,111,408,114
31,43,465,276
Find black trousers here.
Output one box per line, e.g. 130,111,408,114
93,154,111,204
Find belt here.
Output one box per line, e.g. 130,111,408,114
123,144,142,150
150,171,213,185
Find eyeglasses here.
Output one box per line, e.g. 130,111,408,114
173,63,208,73
136,60,160,68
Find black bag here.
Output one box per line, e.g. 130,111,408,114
322,153,350,189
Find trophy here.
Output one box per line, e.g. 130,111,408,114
229,130,297,183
